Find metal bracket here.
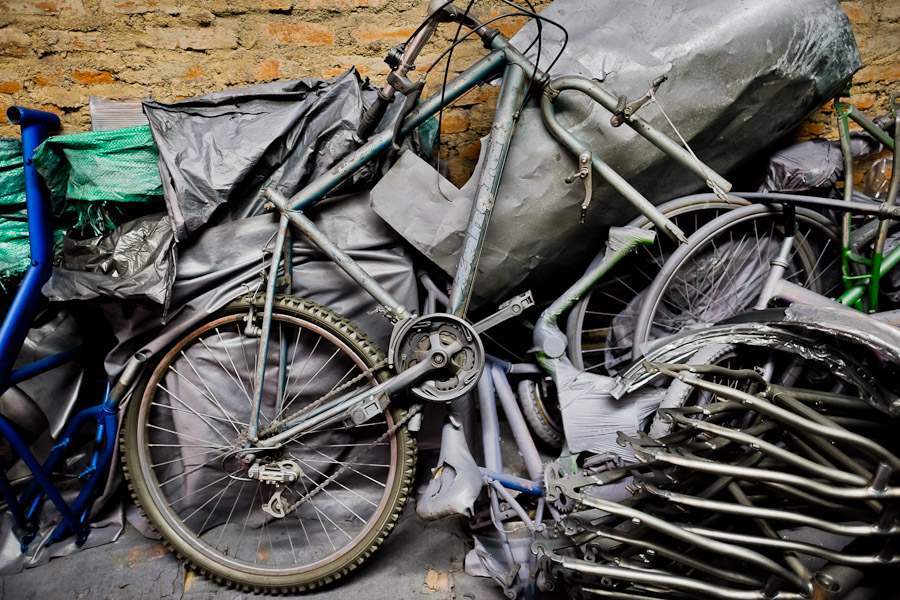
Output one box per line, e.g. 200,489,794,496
473,290,535,334
346,394,387,426
262,487,288,518
248,459,303,485
564,150,593,223
610,74,668,127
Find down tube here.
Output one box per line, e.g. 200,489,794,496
447,63,526,318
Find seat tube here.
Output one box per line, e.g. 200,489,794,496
447,63,526,318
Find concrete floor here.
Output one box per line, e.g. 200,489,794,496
1,501,505,600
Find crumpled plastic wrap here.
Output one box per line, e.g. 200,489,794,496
373,0,860,302
143,70,425,242
42,213,175,306
760,133,883,196
102,191,418,377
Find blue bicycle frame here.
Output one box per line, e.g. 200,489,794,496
0,106,119,550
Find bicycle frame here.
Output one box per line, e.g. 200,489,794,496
835,92,899,311
245,20,731,451
0,107,122,550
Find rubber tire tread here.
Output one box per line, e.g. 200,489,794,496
516,379,563,448
120,293,417,594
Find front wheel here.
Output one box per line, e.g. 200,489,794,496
122,294,416,592
632,203,841,353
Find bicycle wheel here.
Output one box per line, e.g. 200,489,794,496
566,196,750,374
632,204,841,354
122,294,416,592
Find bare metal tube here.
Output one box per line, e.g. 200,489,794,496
266,189,412,322
644,483,899,535
539,92,687,243
248,213,290,440
491,364,544,483
548,554,808,600
447,62,526,317
684,526,898,567
669,372,900,472
663,412,867,486
477,370,502,473
569,493,808,589
545,76,732,194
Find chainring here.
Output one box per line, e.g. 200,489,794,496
392,313,485,402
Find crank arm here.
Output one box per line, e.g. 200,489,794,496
256,341,462,449
472,291,535,334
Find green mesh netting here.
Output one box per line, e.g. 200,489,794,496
33,125,164,234
1,138,30,286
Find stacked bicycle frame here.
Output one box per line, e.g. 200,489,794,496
533,93,900,599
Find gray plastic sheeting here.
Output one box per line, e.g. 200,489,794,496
42,213,175,306
372,0,859,302
143,70,420,242
102,191,418,377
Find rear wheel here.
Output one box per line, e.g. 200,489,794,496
122,294,416,592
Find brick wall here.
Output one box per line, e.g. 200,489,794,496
0,0,897,186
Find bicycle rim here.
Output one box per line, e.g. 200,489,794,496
122,295,415,592
632,204,841,353
567,197,749,374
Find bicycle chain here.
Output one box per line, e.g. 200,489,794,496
280,402,421,517
258,358,389,438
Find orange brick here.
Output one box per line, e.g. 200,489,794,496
0,0,84,15
850,92,876,110
257,59,280,80
262,0,292,9
181,66,205,81
351,25,417,45
855,63,900,83
44,31,135,52
322,67,345,78
0,81,21,94
146,27,238,50
488,11,528,38
459,139,481,160
73,70,115,84
310,0,386,8
842,1,872,24
99,0,158,13
439,111,470,134
33,72,63,86
795,121,827,138
263,22,334,46
882,3,900,21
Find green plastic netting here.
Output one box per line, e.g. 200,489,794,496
0,138,31,286
34,125,164,234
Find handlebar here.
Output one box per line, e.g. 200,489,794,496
356,1,486,141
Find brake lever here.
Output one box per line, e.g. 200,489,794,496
610,75,668,127
564,150,593,223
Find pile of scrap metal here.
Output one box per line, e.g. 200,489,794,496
528,305,900,600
